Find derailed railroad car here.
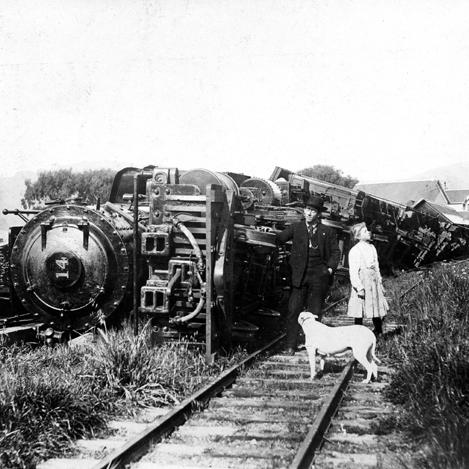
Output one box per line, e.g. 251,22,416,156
270,166,469,271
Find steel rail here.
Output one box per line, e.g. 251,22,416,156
289,358,355,469
323,294,348,313
92,333,285,469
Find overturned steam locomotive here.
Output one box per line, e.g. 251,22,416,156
2,167,312,358
2,165,469,359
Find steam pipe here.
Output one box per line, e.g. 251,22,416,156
170,296,205,325
172,217,204,272
169,271,206,324
166,268,181,294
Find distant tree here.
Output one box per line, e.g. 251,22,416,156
22,169,114,209
298,165,358,189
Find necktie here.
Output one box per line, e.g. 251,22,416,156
308,224,317,248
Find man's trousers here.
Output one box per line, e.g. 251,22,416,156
286,265,330,349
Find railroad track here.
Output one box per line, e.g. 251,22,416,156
38,338,356,469
313,365,398,469
38,316,401,469
129,352,354,469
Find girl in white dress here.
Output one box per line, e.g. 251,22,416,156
347,222,388,335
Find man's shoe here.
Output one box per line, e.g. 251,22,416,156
282,347,295,356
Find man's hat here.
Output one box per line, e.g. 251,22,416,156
304,195,327,212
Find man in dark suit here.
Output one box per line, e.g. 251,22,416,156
277,196,341,355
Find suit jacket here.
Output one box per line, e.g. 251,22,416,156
277,221,341,288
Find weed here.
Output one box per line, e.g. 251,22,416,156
383,264,469,468
0,322,247,468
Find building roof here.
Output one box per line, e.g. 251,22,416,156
445,189,469,204
355,180,450,206
413,200,469,226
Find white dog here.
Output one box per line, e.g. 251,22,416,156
298,311,381,383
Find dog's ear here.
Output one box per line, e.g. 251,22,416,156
312,314,319,320
298,312,308,325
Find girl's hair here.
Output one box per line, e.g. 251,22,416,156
351,222,367,241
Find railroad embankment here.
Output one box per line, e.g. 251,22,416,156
378,260,469,468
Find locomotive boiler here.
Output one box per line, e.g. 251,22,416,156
4,166,155,338
7,202,133,332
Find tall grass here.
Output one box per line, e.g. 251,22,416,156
0,323,246,469
0,344,111,468
384,264,469,468
91,322,237,406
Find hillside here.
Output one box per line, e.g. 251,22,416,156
411,161,469,190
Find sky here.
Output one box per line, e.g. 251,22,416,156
1,0,469,184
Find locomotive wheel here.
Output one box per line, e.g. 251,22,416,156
9,205,130,331
180,169,240,195
240,178,282,206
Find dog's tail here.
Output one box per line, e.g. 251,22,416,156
371,336,381,364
